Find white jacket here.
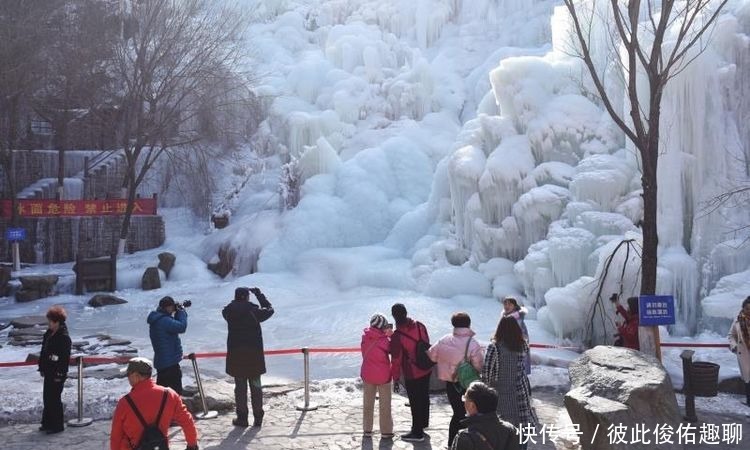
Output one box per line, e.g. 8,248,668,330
728,318,750,383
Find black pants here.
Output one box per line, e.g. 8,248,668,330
156,364,183,395
41,376,65,431
446,381,466,446
234,376,264,422
405,374,430,436
746,382,750,405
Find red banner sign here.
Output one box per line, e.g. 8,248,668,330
0,199,157,219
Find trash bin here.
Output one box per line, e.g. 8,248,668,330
691,361,720,397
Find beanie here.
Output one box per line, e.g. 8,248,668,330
370,313,390,330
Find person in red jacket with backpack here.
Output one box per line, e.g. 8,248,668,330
611,294,640,350
110,357,198,450
390,303,433,442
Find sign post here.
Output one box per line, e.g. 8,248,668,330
638,295,676,361
5,228,26,272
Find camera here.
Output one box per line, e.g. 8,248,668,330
175,300,192,309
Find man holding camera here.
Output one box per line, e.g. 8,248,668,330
223,287,274,428
148,296,189,395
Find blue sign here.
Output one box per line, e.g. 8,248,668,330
639,295,675,326
5,228,26,242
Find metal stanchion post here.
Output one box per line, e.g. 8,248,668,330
680,350,697,422
296,347,318,411
188,353,217,419
67,356,93,427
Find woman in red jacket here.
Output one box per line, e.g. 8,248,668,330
611,295,640,350
360,313,394,439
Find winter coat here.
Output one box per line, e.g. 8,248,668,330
482,342,537,429
451,413,520,450
391,318,433,381
427,328,484,383
110,378,197,450
360,327,392,385
147,308,187,371
728,318,750,383
616,304,640,350
39,324,71,379
223,293,274,378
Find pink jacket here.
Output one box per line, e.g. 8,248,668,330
427,328,484,382
360,327,392,384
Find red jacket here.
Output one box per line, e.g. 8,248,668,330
360,327,392,384
110,378,198,450
616,304,640,350
391,319,433,381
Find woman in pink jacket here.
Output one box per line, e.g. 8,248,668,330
360,313,395,439
427,312,484,447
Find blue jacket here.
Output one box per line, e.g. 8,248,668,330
147,308,187,370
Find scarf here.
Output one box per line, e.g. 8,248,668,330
739,311,750,350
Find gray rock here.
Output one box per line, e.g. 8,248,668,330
0,266,11,296
15,289,43,303
82,333,111,340
141,267,161,290
9,327,45,337
10,316,47,329
103,338,132,347
207,244,236,279
157,252,176,278
564,346,681,450
718,376,746,395
87,294,128,307
18,275,59,292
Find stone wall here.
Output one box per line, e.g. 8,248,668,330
0,216,165,263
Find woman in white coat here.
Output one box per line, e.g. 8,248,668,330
728,296,750,406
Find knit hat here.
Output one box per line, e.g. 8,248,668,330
370,313,390,330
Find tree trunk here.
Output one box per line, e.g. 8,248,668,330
118,167,137,255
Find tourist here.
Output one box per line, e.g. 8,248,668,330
223,287,274,427
360,313,395,439
427,312,484,447
728,296,750,406
482,317,537,450
147,296,188,394
390,303,433,442
451,381,520,450
502,297,530,374
110,357,198,450
38,305,72,434
610,294,640,350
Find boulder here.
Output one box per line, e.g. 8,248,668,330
717,376,746,395
564,346,681,450
0,266,11,296
88,294,128,307
10,316,47,329
15,289,44,303
157,252,176,278
15,275,59,302
141,267,161,290
207,244,236,278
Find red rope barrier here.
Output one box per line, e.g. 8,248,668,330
0,342,731,368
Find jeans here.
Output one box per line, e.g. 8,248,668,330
404,374,430,435
363,381,393,434
41,376,65,431
156,364,183,395
234,376,264,421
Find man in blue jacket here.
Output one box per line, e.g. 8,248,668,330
148,296,188,395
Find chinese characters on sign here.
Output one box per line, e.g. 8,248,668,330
0,199,157,219
4,227,26,241
638,294,676,326
517,422,743,446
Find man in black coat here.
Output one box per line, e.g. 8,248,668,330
452,381,520,450
39,306,72,434
223,286,274,427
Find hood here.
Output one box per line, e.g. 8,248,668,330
363,327,387,340
147,310,168,324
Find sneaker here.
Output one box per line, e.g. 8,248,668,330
400,432,425,442
232,418,249,427
363,431,373,438
381,433,394,440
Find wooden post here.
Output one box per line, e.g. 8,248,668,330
75,252,83,295
110,253,117,291
152,193,158,213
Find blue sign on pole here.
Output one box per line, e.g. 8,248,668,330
5,228,26,242
639,295,675,326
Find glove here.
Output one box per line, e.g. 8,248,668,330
185,445,199,450
251,288,271,308
393,382,400,393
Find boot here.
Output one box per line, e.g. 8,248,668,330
253,412,264,427
232,415,249,427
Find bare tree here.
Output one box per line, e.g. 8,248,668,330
562,1,728,352
111,0,251,254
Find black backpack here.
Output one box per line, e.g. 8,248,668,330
125,390,169,450
397,322,435,370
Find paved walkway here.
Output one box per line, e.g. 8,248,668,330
2,384,747,450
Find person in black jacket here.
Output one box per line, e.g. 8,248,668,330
223,286,274,428
38,305,72,434
452,381,520,450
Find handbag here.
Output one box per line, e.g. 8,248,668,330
455,337,480,390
